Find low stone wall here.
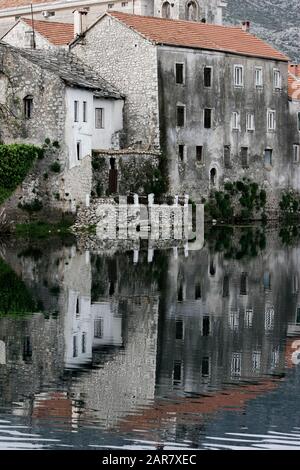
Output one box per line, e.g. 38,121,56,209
92,149,160,197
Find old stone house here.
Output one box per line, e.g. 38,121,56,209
288,64,300,192
0,0,226,38
0,41,124,212
1,17,74,49
71,11,290,203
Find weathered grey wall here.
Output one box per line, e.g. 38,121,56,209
71,15,160,150
158,46,290,204
288,99,300,191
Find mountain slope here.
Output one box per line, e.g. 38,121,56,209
224,0,300,62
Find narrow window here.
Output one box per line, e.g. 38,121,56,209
72,336,78,358
177,105,185,127
244,308,253,328
202,316,210,336
241,147,248,168
229,310,239,330
296,307,300,324
162,1,171,18
224,145,231,168
209,256,216,275
293,144,300,163
94,318,103,338
234,65,244,87
246,113,255,131
195,282,201,299
204,66,212,87
293,275,299,294
267,110,276,131
75,297,80,316
76,141,81,160
210,168,217,187
175,63,184,84
23,336,32,361
231,352,242,377
223,274,229,297
175,320,183,340
173,361,182,384
95,107,104,128
255,67,263,87
298,112,300,131
264,148,273,166
252,351,261,372
232,111,240,130
201,357,210,377
265,307,275,331
204,108,212,128
178,144,185,162
83,101,87,122
82,332,86,354
240,273,248,295
74,100,79,122
273,69,281,89
263,272,271,291
196,145,203,163
24,95,33,119
177,283,183,302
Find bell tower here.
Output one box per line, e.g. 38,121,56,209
153,0,227,25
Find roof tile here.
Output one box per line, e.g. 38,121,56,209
21,18,73,46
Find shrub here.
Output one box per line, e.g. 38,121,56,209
18,198,43,213
50,161,61,173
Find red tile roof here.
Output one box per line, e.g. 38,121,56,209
21,17,74,45
108,11,289,62
289,64,300,100
0,0,53,9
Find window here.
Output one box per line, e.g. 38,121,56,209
210,168,217,187
255,67,263,87
162,1,171,19
263,272,271,291
83,101,87,122
48,11,55,17
108,3,114,8
177,283,183,302
175,320,183,340
204,108,212,128
231,352,242,377
234,65,244,87
195,282,201,299
246,113,255,131
204,66,212,87
229,310,239,330
293,275,299,294
196,145,203,163
240,273,248,295
244,308,253,328
186,0,197,21
232,111,240,130
201,357,210,377
23,336,32,361
75,297,80,316
95,107,104,128
173,361,182,384
298,112,300,131
265,306,274,331
24,95,33,119
121,1,128,6
264,148,273,166
82,332,86,354
72,336,78,358
296,307,300,324
175,63,184,84
267,110,276,131
241,147,249,169
74,100,79,122
76,141,81,160
202,316,210,336
273,69,281,89
177,105,185,127
222,274,229,297
94,318,103,338
25,30,35,48
252,351,261,372
178,144,185,162
224,145,231,168
293,144,300,163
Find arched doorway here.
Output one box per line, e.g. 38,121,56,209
210,167,217,187
185,1,198,21
162,1,171,19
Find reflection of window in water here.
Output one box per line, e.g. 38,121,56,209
76,297,80,317
229,310,239,330
293,275,299,294
240,273,248,295
82,332,86,354
23,336,32,362
195,282,201,299
94,318,103,338
263,272,271,291
223,274,229,297
72,335,78,358
252,351,261,372
209,258,216,276
175,319,184,340
202,316,210,336
201,357,210,377
296,307,300,325
173,361,182,385
177,283,183,302
231,353,242,378
244,308,253,328
271,347,280,369
265,307,275,330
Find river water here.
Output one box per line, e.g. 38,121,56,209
0,227,300,450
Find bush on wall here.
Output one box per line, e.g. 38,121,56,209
0,143,42,205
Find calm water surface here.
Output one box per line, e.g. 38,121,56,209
0,228,300,450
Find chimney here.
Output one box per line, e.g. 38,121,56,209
73,9,88,37
241,20,250,32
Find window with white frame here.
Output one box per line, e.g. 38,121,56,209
234,65,244,87
255,67,263,87
244,308,253,328
267,109,276,131
273,69,281,89
293,144,300,163
231,352,242,377
229,310,239,330
232,111,240,130
246,113,255,131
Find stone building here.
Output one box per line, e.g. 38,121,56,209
0,0,226,38
0,41,124,212
71,11,290,203
288,64,300,192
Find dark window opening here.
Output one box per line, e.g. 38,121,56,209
224,145,231,168
296,307,300,324
23,336,32,362
94,318,103,338
264,148,273,166
209,257,216,276
177,105,185,127
24,95,33,119
82,332,86,354
210,167,217,187
195,283,201,299
196,145,203,163
72,335,78,358
178,144,185,162
74,100,79,122
162,1,171,18
76,141,81,160
223,274,229,297
176,63,184,84
241,147,249,168
202,357,209,376
110,157,116,170
240,273,248,295
204,67,212,87
76,297,80,316
298,112,300,131
177,283,183,302
173,361,182,384
175,320,183,340
83,101,87,122
204,108,212,129
202,316,210,336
